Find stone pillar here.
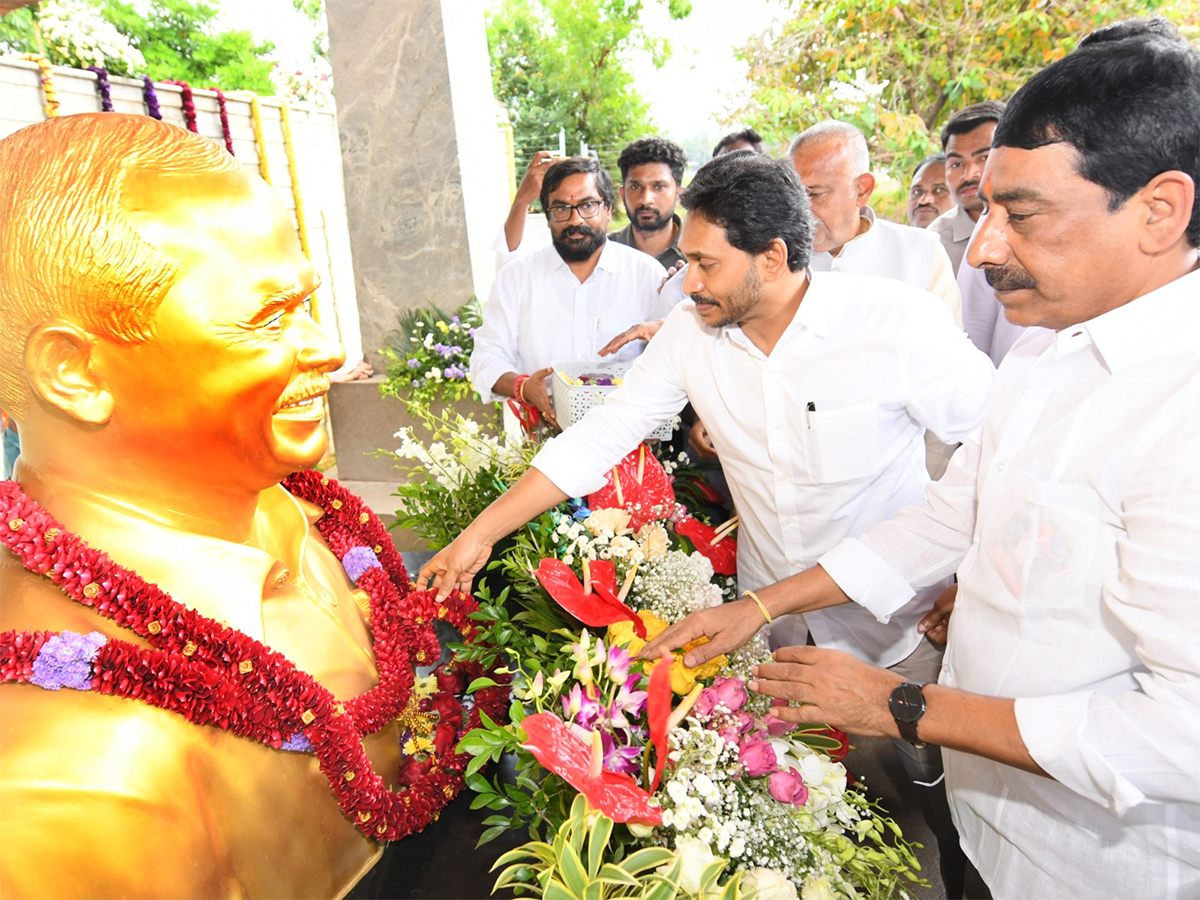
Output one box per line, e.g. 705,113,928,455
327,0,508,369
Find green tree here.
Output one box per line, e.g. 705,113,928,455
1,0,275,92
730,0,1199,218
487,0,692,176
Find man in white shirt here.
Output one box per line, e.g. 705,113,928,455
470,157,671,427
425,152,993,894
646,27,1200,900
788,121,962,326
928,101,1007,275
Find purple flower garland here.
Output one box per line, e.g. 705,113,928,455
142,76,161,119
86,66,113,112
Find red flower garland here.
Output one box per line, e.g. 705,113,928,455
165,79,198,133
0,474,509,842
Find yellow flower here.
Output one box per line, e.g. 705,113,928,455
435,320,450,333
403,735,433,756
607,611,726,695
585,507,632,536
412,673,438,700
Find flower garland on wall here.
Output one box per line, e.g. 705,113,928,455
141,75,162,120
21,54,60,118
86,66,113,112
0,474,509,842
164,79,198,133
250,94,274,185
212,87,235,155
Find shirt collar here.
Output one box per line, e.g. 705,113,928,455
1068,263,1200,373
57,484,320,641
953,206,976,242
830,207,876,259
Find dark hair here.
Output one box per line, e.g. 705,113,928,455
540,157,616,212
1077,16,1184,47
912,153,946,178
617,137,687,185
940,101,1007,150
712,128,765,157
679,152,812,271
995,31,1200,247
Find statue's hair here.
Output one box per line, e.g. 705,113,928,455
0,113,239,417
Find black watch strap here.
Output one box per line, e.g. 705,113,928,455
889,680,930,747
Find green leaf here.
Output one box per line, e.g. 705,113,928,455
544,877,582,900
587,814,613,878
620,847,676,876
597,863,641,888
557,840,589,898
467,676,500,692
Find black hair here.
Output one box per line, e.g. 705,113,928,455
679,152,812,271
540,157,616,212
712,128,765,157
1077,16,1184,47
912,153,947,178
616,137,688,185
940,101,1007,150
995,30,1200,247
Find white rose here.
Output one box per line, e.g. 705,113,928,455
636,522,669,560
585,507,632,536
800,875,838,900
741,868,798,900
666,836,719,896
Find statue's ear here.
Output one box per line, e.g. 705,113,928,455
23,320,114,425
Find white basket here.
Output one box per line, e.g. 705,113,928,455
550,360,674,441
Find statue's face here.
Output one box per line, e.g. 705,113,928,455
96,165,344,491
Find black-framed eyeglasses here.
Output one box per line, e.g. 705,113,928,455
547,200,604,222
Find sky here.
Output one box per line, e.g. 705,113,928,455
215,0,789,148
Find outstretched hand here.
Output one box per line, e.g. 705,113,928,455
638,596,767,668
749,645,902,738
416,531,495,602
597,319,664,357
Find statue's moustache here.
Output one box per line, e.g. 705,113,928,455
274,371,331,412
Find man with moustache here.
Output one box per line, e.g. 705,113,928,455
907,154,954,228
470,157,672,427
0,113,403,897
928,102,1007,274
645,28,1200,900
609,137,688,268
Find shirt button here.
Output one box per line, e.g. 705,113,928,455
777,473,787,482
995,462,1007,473
784,518,795,526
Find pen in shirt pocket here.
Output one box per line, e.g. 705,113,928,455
806,401,816,428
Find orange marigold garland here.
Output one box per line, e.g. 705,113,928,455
0,474,508,842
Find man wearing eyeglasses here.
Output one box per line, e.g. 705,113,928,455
470,157,674,428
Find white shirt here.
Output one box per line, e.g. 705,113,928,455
533,271,994,667
959,259,1050,366
810,207,963,327
470,240,670,401
821,264,1200,899
927,205,975,274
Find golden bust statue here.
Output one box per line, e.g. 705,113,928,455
0,113,401,898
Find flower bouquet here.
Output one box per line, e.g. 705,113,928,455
443,447,924,899
381,299,483,407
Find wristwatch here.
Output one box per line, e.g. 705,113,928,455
888,681,929,748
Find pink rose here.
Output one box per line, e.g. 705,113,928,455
738,738,777,777
712,676,748,711
767,767,809,806
691,687,719,719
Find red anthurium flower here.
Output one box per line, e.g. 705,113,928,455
586,445,675,531
646,648,674,794
675,517,737,576
534,558,646,639
520,712,663,825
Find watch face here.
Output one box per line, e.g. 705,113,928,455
889,682,926,724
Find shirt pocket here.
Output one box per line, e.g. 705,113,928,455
979,468,1116,612
802,401,881,483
